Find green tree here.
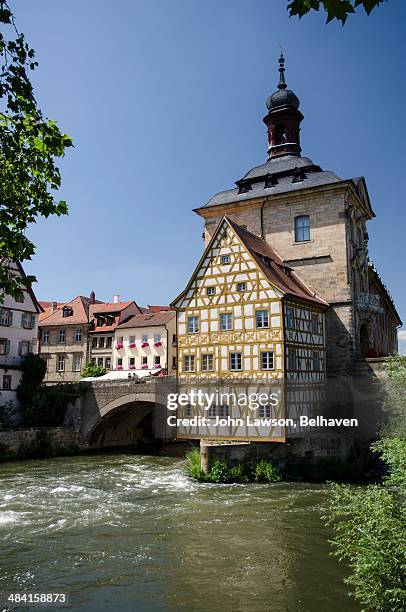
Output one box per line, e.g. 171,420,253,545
288,0,387,24
0,1,72,301
81,361,107,378
325,355,406,611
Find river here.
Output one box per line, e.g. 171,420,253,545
0,454,358,611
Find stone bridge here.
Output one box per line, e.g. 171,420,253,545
68,378,176,450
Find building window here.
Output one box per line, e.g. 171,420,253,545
288,350,297,371
0,308,12,327
217,405,230,418
294,215,310,242
184,404,192,417
142,356,148,366
256,310,269,329
117,358,123,367
141,334,148,343
154,355,161,365
106,337,112,348
259,405,272,418
129,335,135,346
311,314,319,334
221,255,230,265
220,312,233,331
21,312,35,329
208,404,216,418
75,329,82,342
172,355,177,368
172,334,177,346
92,337,97,348
56,355,65,372
99,337,105,349
105,357,111,370
206,287,215,296
187,316,199,334
0,338,10,355
73,355,82,372
91,358,96,365
154,333,161,343
287,308,295,330
62,307,73,318
19,341,30,356
261,351,274,370
129,357,135,367
183,355,195,372
201,354,213,371
15,293,24,303
312,351,320,371
42,330,49,344
237,282,246,292
98,358,104,367
2,374,11,390
58,329,65,343
229,352,242,371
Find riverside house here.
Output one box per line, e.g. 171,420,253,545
0,262,42,413
113,310,176,376
88,297,141,371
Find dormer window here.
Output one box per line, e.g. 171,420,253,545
62,307,73,318
237,181,252,194
264,174,278,188
292,169,306,183
221,255,230,265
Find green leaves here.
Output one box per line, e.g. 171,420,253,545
0,0,73,301
287,0,387,24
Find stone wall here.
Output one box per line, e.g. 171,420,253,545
0,426,81,454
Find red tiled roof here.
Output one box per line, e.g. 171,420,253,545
146,305,174,312
38,296,97,326
227,218,328,307
90,301,134,314
117,311,176,329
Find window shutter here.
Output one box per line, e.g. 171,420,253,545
18,341,22,356
29,342,33,354
21,312,25,327
8,311,13,327
6,339,10,355
31,314,36,329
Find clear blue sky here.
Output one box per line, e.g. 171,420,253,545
13,0,406,349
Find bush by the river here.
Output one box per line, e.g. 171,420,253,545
325,354,406,612
185,448,282,483
16,354,87,428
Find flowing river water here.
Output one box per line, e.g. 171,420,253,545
0,454,359,612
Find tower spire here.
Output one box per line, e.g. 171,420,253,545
278,50,287,90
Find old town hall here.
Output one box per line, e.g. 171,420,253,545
173,53,401,378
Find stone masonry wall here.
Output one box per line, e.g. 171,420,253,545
0,427,81,454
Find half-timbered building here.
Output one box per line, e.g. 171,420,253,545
172,217,327,383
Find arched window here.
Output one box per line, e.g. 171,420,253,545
294,215,310,242
274,123,286,145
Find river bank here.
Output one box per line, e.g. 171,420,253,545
0,453,358,612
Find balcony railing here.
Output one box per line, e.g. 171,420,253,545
0,355,24,367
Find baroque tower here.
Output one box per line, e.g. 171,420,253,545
192,54,400,372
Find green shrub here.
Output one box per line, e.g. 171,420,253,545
254,459,282,482
81,362,107,378
185,448,207,482
209,460,232,483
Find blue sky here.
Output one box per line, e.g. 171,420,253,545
12,0,406,351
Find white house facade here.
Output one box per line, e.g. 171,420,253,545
0,262,42,412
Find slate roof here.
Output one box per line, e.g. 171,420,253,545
227,218,328,307
196,154,354,210
118,311,176,329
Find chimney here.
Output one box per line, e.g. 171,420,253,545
51,301,58,312
89,291,96,304
113,294,120,304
